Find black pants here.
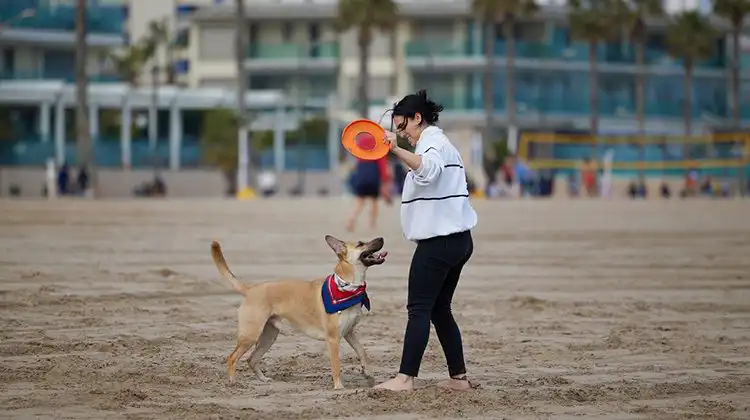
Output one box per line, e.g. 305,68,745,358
399,230,473,378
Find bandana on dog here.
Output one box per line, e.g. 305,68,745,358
321,274,370,314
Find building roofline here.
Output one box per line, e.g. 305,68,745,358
190,2,736,31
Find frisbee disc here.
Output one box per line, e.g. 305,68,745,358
341,119,389,161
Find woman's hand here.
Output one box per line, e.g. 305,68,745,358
383,131,399,152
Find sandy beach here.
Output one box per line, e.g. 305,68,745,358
1,198,749,419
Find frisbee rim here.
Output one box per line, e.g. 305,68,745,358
342,119,389,161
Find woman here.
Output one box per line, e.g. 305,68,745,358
346,154,391,232
374,90,478,392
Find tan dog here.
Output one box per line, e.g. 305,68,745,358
210,235,387,389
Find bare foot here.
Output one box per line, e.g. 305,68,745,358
373,374,414,391
437,377,478,391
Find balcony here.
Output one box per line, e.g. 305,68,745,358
1,1,124,34
0,2,124,46
405,38,726,72
0,70,121,83
413,68,736,121
245,42,339,74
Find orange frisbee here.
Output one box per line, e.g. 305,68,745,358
342,119,389,161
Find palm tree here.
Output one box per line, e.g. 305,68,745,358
713,0,750,127
336,0,399,118
568,0,620,137
471,0,538,144
109,44,147,85
665,11,717,160
75,0,95,196
615,0,662,164
142,19,176,85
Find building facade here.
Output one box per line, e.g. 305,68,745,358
2,0,747,134
184,0,748,133
0,0,126,82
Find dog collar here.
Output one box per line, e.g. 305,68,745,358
333,273,365,292
321,274,370,314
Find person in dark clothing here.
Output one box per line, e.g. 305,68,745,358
76,166,89,194
57,164,70,196
346,156,390,232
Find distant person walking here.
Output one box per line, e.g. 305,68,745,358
346,155,391,232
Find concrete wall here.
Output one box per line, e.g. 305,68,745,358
0,168,343,198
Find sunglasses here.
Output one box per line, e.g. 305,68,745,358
378,106,408,133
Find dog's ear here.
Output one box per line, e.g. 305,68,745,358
325,235,347,256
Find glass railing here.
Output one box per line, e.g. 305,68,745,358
311,42,339,59
413,68,731,119
405,39,726,69
405,40,473,57
0,137,332,171
248,42,340,60
0,2,125,35
0,137,200,168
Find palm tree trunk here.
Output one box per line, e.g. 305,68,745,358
234,0,251,193
483,21,495,136
149,62,158,164
503,15,516,129
166,45,176,85
588,41,599,146
482,20,496,193
75,0,95,196
635,38,646,174
357,29,370,118
683,61,693,171
731,26,741,127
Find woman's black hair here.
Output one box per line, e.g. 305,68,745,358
391,89,444,129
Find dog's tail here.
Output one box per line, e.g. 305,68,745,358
210,241,247,294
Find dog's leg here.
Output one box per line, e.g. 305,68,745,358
247,322,279,382
226,307,267,383
344,331,370,377
226,337,257,384
325,334,344,390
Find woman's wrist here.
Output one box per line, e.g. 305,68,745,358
394,147,422,171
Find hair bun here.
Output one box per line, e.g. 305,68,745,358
391,89,444,125
414,90,443,124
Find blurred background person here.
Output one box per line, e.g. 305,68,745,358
346,155,389,232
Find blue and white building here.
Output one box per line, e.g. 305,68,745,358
0,0,748,173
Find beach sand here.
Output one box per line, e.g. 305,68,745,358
1,198,749,419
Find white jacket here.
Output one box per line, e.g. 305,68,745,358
400,126,478,241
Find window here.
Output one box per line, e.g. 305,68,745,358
2,48,14,73
248,23,259,44
282,23,294,42
309,23,320,42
